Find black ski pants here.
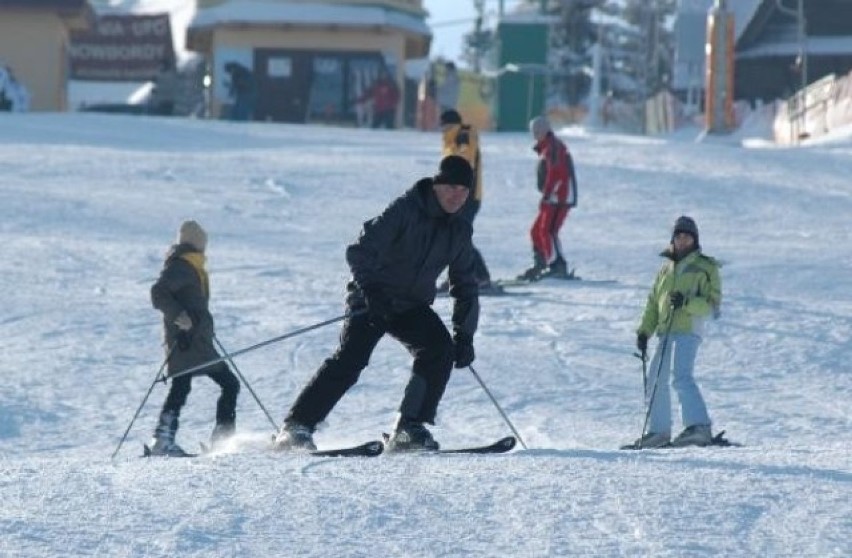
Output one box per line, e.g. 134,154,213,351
162,360,240,425
286,306,455,428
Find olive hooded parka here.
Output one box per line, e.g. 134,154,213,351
151,244,218,374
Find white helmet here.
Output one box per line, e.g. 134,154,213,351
529,115,551,139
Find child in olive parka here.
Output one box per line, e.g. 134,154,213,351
148,220,240,456
632,216,721,448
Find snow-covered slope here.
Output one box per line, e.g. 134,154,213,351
0,113,849,557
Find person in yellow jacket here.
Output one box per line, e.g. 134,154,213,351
439,109,491,287
631,216,722,448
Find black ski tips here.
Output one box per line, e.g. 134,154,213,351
382,434,517,455
310,440,384,458
439,436,517,454
706,430,742,447
271,440,384,457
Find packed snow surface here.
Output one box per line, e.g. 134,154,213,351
0,113,849,557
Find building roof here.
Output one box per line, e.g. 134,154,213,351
0,0,95,30
188,0,430,37
0,0,87,8
673,0,762,89
675,0,762,61
677,0,762,41
738,35,852,58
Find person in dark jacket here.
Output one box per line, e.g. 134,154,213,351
223,61,256,121
274,156,480,453
148,220,240,456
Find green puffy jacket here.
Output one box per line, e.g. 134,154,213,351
638,249,721,337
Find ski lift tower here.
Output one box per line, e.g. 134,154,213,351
704,0,735,134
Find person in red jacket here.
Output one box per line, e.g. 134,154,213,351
357,68,400,129
519,115,578,281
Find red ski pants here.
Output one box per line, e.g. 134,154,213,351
530,203,569,264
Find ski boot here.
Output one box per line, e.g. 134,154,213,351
670,424,712,447
147,410,191,456
517,252,546,282
209,420,236,451
273,421,316,451
385,418,439,452
626,431,671,449
540,257,574,280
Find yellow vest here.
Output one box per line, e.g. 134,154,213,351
442,123,483,202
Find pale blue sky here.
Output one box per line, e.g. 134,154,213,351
423,0,523,67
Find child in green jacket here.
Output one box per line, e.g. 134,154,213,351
632,216,721,448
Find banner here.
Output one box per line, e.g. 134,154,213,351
70,14,174,81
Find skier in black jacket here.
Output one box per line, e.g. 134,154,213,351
275,155,480,452
149,220,240,456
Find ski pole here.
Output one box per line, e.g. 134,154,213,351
214,335,279,432
468,365,529,450
637,310,675,449
111,342,176,459
168,311,364,381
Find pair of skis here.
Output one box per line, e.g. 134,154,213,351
437,279,577,299
435,282,531,297
313,435,516,458
619,430,741,451
495,273,581,287
143,435,517,459
139,441,382,459
435,268,587,299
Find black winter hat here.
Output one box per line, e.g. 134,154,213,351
434,155,473,188
672,215,699,246
440,109,462,126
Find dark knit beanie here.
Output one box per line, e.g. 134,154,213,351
434,155,473,189
440,109,462,126
672,215,699,246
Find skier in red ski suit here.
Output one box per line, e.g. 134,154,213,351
520,115,578,280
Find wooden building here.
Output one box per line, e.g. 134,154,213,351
736,0,852,102
675,0,852,105
186,0,431,124
0,0,94,111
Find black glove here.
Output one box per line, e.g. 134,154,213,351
363,286,392,329
176,331,193,351
670,291,686,309
636,332,648,357
453,333,475,369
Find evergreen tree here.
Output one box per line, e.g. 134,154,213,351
462,0,495,73
514,0,602,106
512,0,677,106
550,0,603,105
618,0,676,97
